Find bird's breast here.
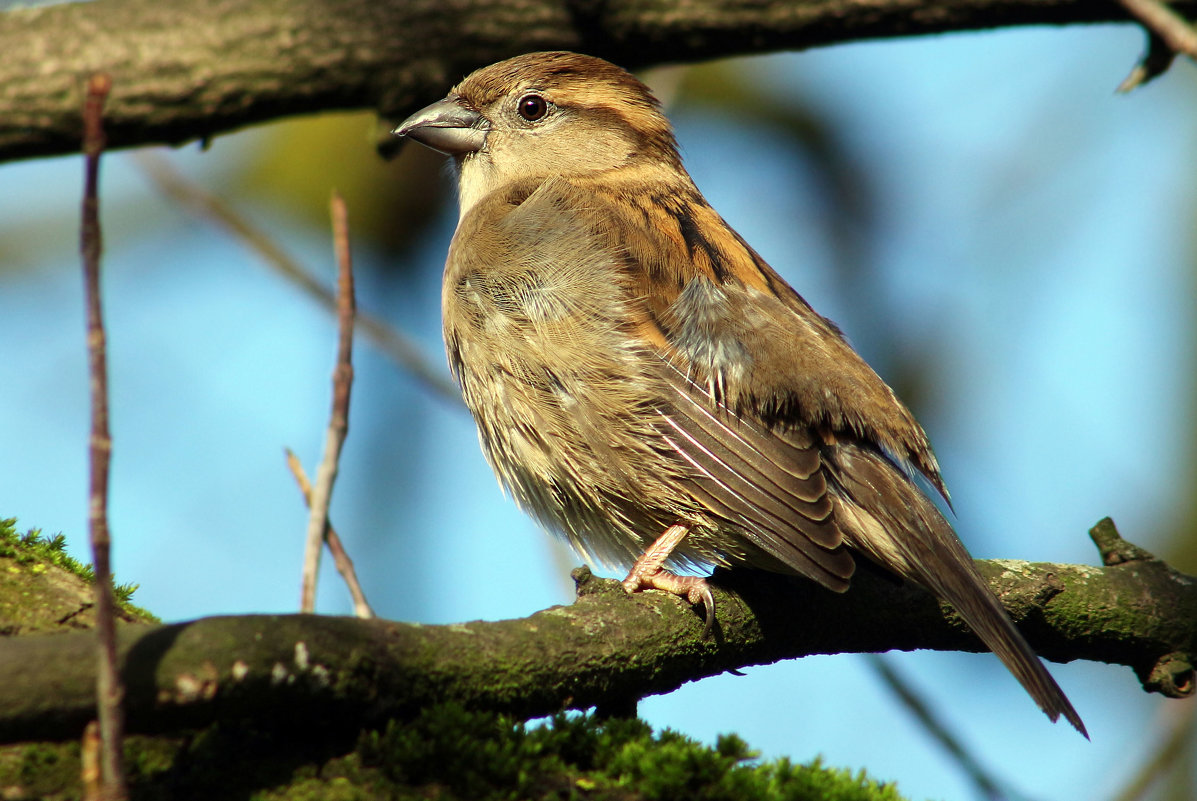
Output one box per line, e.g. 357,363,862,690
439,192,698,567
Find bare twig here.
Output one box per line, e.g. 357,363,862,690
866,655,1021,801
81,721,102,801
1117,31,1177,92
300,192,356,613
286,448,374,618
134,153,462,407
1117,0,1197,89
81,71,127,801
1108,698,1197,801
1121,0,1197,54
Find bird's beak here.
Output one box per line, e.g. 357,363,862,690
393,97,487,156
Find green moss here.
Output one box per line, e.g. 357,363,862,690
344,705,906,801
1,515,905,799
0,706,908,800
0,741,82,801
0,517,155,621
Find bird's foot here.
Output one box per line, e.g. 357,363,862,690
622,567,715,635
622,524,715,635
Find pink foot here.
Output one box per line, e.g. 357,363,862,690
622,524,715,635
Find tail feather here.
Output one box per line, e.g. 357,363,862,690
828,442,1087,737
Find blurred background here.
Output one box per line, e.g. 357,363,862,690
2,23,1195,801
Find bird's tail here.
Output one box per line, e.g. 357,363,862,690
827,442,1087,737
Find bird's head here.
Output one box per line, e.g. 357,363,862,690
395,52,683,216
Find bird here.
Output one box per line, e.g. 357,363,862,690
394,51,1086,735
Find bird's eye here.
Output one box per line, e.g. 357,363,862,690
517,94,548,122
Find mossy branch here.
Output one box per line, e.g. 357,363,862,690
1,518,1192,744
3,0,1195,164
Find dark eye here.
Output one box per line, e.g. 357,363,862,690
517,94,548,122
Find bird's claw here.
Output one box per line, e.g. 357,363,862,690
622,568,715,636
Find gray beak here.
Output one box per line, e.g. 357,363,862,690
393,98,487,156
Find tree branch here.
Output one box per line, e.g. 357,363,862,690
3,0,1193,165
2,520,1192,744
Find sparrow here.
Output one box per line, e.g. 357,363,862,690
395,51,1086,735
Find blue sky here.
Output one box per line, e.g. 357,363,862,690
2,22,1194,801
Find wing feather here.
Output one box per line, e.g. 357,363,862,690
654,363,854,590
826,442,1086,735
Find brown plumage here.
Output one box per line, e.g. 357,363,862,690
395,51,1086,735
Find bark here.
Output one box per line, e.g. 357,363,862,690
1,0,1190,164
2,519,1193,745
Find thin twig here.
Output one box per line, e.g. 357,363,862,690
300,192,356,613
1117,31,1177,92
81,71,127,801
81,721,102,801
285,448,374,618
1108,698,1197,801
133,153,462,407
865,655,1021,801
1116,0,1197,90
1121,0,1197,55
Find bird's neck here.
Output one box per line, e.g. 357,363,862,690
454,152,697,224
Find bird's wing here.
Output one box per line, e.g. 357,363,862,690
573,178,1085,734
543,176,943,585
469,176,864,586
652,358,856,590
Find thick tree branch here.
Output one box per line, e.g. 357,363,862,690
2,520,1192,744
2,0,1193,165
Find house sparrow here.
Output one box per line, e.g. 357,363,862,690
395,51,1085,735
